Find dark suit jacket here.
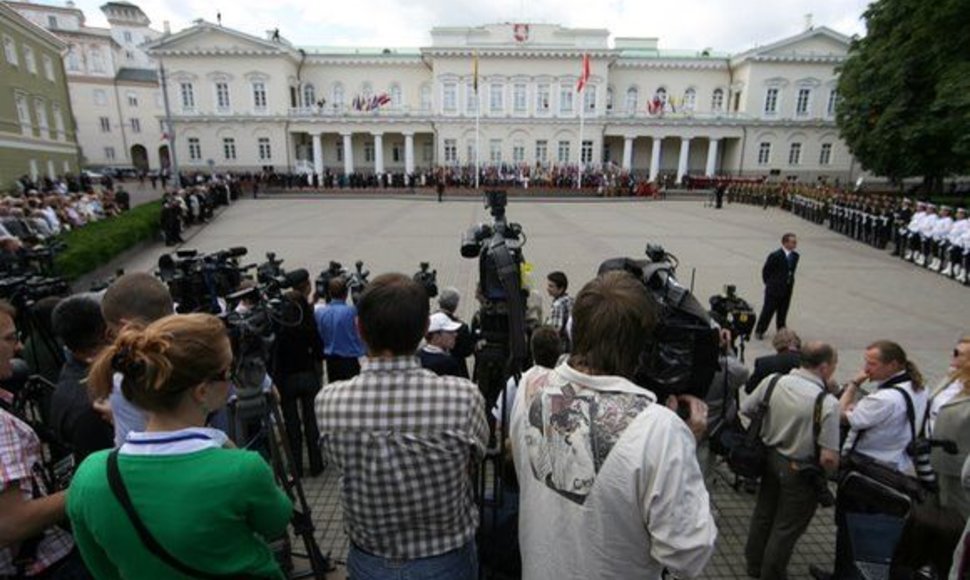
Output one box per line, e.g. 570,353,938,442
762,248,799,295
744,350,801,394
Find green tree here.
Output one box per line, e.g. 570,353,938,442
836,0,970,192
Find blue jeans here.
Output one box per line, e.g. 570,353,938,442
348,540,477,580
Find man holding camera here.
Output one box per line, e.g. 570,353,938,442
742,341,841,579
511,271,716,579
315,273,488,579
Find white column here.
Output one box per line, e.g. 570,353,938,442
404,132,415,176
622,136,634,170
705,138,719,177
676,137,692,184
649,137,662,182
342,132,354,176
373,132,384,175
312,133,323,180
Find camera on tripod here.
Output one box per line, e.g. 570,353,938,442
314,260,369,303
461,190,527,302
413,262,438,299
709,284,757,341
598,244,720,404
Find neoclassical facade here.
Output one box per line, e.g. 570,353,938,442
145,21,859,182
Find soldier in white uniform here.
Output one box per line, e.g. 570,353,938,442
905,202,927,261
916,204,940,267
929,205,954,271
943,207,969,278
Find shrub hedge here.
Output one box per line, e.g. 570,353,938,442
54,200,161,280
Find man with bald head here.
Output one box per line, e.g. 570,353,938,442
742,341,841,579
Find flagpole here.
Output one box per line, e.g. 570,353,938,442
475,94,480,190
577,87,585,191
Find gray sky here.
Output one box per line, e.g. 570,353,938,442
73,0,869,52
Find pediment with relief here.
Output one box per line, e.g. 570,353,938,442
145,24,288,55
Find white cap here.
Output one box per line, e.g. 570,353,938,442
428,312,461,333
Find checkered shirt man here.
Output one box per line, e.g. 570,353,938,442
0,407,74,576
316,355,488,560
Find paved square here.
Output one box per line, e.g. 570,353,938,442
112,194,970,579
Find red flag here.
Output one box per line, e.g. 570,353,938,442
576,54,590,92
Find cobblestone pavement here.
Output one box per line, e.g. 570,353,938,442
108,194,970,579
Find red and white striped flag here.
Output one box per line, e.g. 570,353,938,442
576,54,590,92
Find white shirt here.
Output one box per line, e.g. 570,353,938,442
932,215,953,240
843,372,928,475
929,380,964,436
907,210,927,233
510,364,717,580
919,214,940,236
948,218,969,245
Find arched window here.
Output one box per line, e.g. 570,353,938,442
625,87,638,112
683,88,696,111
302,83,316,108
389,84,402,107
332,83,345,107
711,88,724,112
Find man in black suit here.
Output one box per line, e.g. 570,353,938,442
755,233,799,339
744,328,802,394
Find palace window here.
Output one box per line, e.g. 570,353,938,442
180,83,195,109
253,82,267,109
216,82,231,111
711,88,724,112
188,137,201,161
557,140,571,163
258,137,272,160
764,88,779,115
757,142,771,165
223,137,236,160
796,88,811,117
513,83,527,113
788,142,802,165
819,143,832,165
535,140,548,163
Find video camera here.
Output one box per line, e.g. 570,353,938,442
314,260,369,303
413,262,438,299
709,284,757,341
156,247,249,314
460,190,529,408
598,244,720,403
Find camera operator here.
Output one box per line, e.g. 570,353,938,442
510,271,716,579
702,328,750,474
314,277,365,382
100,273,175,446
315,273,488,579
48,295,113,463
272,269,324,478
67,313,292,578
0,300,87,578
741,341,841,579
437,287,474,378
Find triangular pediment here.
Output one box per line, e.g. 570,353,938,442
734,26,851,61
144,23,289,54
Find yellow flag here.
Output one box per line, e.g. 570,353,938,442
473,51,479,94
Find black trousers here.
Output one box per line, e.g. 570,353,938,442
326,356,361,382
279,370,323,477
745,452,820,579
756,287,793,334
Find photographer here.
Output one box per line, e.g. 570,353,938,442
0,300,87,578
510,271,716,579
741,341,841,579
67,313,293,579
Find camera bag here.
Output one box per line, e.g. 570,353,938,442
727,373,782,479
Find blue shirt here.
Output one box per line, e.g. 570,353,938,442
315,300,365,358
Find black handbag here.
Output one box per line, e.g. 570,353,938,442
106,450,266,580
727,373,782,479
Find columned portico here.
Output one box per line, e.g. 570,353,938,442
649,137,662,182
403,132,415,175
342,133,354,176
705,138,719,177
676,138,692,183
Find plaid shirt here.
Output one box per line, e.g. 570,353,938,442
316,356,488,560
546,294,574,348
0,408,74,576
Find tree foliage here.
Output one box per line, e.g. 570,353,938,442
836,0,970,190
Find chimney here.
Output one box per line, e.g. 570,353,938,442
804,13,814,31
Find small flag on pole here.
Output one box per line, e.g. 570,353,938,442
576,53,590,92
473,51,479,94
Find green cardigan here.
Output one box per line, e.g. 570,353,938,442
67,448,292,579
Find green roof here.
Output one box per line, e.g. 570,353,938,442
619,48,729,59
301,46,421,57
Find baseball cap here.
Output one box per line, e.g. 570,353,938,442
428,312,461,333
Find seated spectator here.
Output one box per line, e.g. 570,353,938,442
418,312,466,377
0,300,87,578
67,313,292,579
48,295,113,462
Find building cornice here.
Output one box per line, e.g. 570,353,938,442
614,59,729,71
149,48,289,57
421,48,616,59
304,56,425,66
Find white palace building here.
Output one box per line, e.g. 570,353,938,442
143,19,859,183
